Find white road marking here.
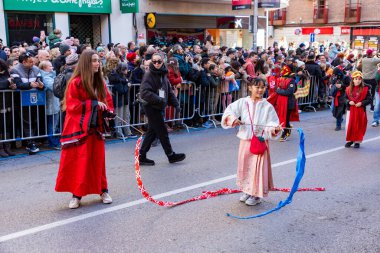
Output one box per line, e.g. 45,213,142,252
1,135,379,243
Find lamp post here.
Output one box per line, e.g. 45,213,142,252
252,0,259,51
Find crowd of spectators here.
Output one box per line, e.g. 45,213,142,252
1,30,379,157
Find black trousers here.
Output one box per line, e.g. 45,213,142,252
140,105,173,156
363,79,376,110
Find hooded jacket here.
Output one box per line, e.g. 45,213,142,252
140,63,179,110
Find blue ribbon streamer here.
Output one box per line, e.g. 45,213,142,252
226,128,306,219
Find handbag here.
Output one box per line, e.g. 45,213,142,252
247,102,267,155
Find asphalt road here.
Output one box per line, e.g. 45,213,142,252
0,110,379,253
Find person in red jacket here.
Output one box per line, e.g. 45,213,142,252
267,64,300,141
345,71,372,148
55,50,115,209
167,57,183,130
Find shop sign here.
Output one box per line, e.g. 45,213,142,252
368,37,379,50
8,18,42,29
232,0,252,10
258,0,280,8
341,27,351,35
145,13,156,29
301,27,333,35
3,0,111,14
354,36,364,49
120,0,138,13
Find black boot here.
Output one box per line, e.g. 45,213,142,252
168,152,186,164
4,142,16,156
139,154,155,166
0,143,9,158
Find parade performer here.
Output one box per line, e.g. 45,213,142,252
345,71,372,148
55,50,115,209
222,77,282,206
330,67,350,131
268,65,299,141
138,53,185,166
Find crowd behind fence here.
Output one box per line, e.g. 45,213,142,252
0,75,325,144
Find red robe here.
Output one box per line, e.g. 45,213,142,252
267,77,299,125
55,77,114,197
346,86,368,142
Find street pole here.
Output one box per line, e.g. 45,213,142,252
252,0,259,52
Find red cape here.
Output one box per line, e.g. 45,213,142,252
267,78,299,125
346,86,368,142
56,77,114,196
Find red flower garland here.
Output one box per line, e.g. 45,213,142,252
134,137,325,207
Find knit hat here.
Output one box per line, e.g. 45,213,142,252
146,45,156,55
127,52,137,62
296,60,305,68
351,70,363,79
32,36,40,43
299,43,306,48
281,65,292,77
59,43,71,55
96,46,105,53
366,49,374,56
65,53,79,66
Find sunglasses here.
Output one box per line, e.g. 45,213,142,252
152,60,163,65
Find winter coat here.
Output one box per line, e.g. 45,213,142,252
173,53,192,79
10,63,42,90
40,70,60,115
140,63,179,111
108,70,129,107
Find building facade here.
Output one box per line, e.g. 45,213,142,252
0,0,268,49
268,0,380,50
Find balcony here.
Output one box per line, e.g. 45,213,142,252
344,0,361,23
313,5,329,24
269,9,286,26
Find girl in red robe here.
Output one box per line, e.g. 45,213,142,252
55,50,115,209
345,71,372,149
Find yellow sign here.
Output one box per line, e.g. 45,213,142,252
146,13,156,29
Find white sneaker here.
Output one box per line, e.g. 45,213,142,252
100,192,113,204
69,198,80,209
371,121,379,127
239,193,251,202
245,196,262,206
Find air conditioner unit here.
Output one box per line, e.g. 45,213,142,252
268,26,274,38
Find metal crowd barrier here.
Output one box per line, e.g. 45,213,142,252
1,75,332,144
197,79,243,127
0,89,62,144
108,81,197,140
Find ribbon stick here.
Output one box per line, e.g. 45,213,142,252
226,128,307,219
134,130,323,210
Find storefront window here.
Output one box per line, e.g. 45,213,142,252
7,13,54,45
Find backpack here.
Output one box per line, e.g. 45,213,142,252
53,72,67,99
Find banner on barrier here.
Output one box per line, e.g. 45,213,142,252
21,90,46,106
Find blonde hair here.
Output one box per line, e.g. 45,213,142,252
38,60,52,70
50,48,60,60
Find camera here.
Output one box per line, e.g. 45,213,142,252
102,110,116,119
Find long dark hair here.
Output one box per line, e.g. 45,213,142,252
64,50,107,110
0,59,9,74
255,59,267,75
167,57,179,76
349,77,364,96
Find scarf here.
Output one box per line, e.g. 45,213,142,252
334,90,341,107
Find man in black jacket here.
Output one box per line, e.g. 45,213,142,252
139,53,185,166
305,54,324,107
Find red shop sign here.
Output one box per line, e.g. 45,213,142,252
8,18,41,29
232,0,252,10
341,27,351,35
302,27,333,35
